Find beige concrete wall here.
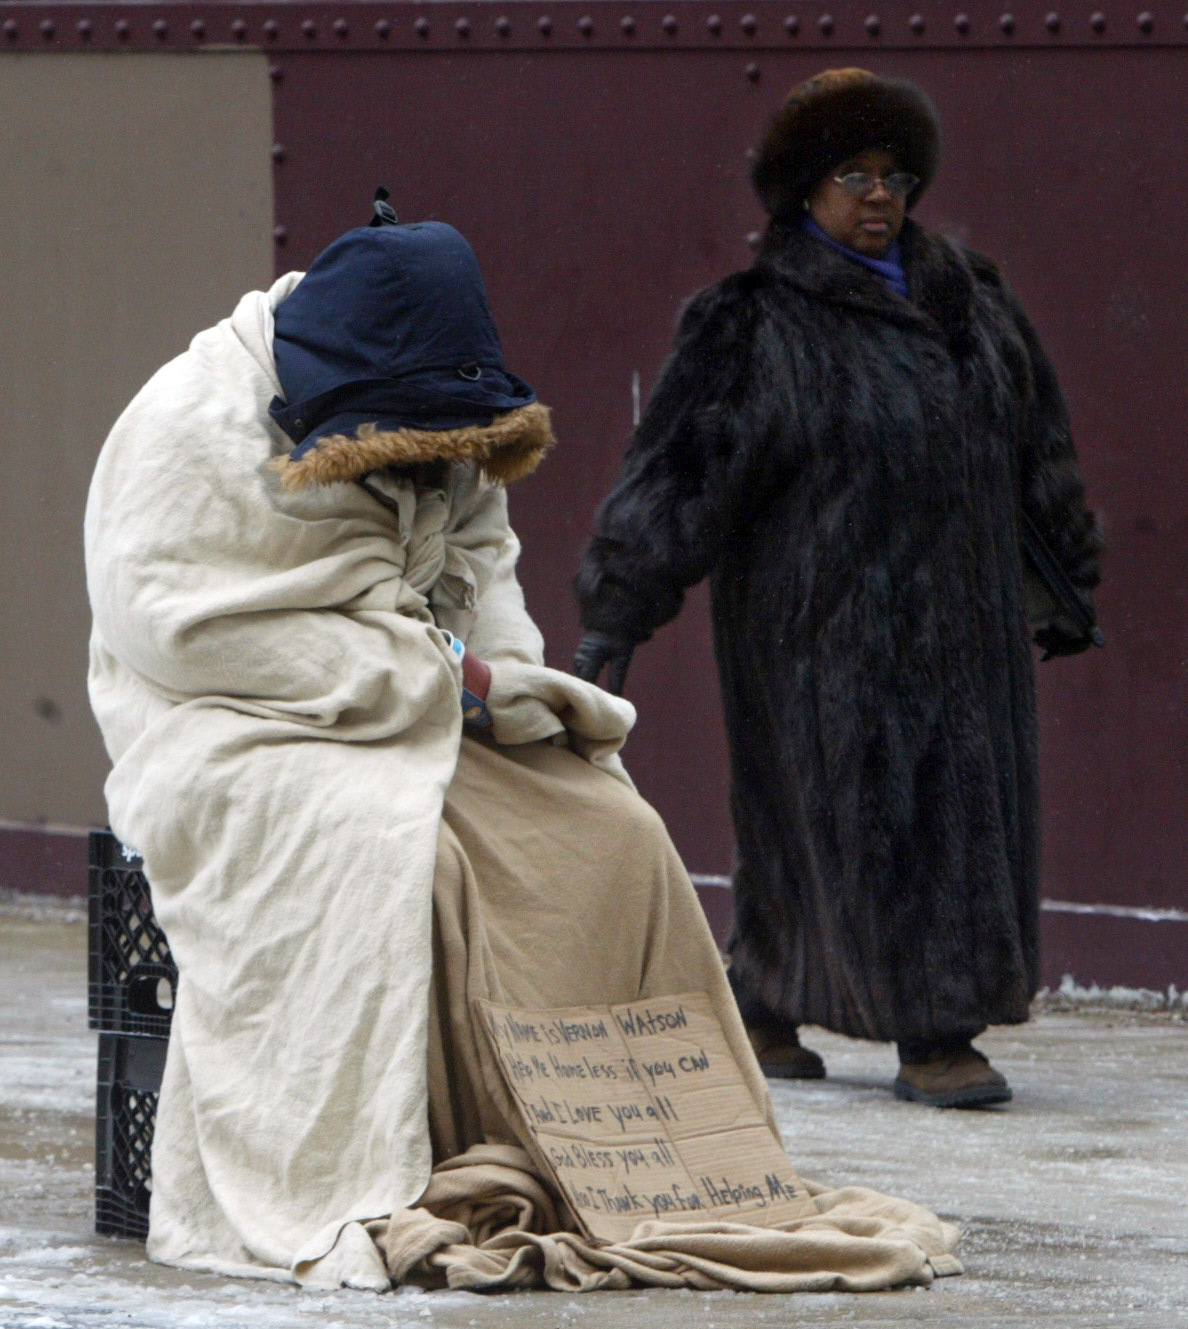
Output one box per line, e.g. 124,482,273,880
0,53,273,826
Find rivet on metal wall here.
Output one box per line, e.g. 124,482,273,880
954,13,971,33
415,17,430,37
999,12,1016,34
740,13,758,35
269,63,284,81
263,19,279,39
537,15,553,35
745,61,761,81
621,15,636,35
152,18,168,39
747,231,761,250
115,18,130,38
77,18,93,39
784,14,800,34
662,14,678,34
865,14,881,35
909,14,925,34
271,144,286,164
819,14,835,34
1090,11,1107,31
496,16,512,35
190,19,206,39
456,17,471,36
375,18,391,37
334,18,349,37
231,18,247,39
3,18,18,39
34,697,62,723
274,227,288,246
578,15,593,34
1137,11,1154,31
39,18,54,38
302,19,318,38
1045,11,1061,31
707,14,723,35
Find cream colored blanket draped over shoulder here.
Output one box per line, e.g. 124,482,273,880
84,274,633,1284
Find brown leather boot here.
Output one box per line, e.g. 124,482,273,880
894,1043,1011,1108
746,1024,826,1080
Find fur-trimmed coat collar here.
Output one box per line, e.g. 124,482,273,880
757,217,982,357
270,401,555,492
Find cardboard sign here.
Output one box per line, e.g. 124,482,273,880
476,991,816,1243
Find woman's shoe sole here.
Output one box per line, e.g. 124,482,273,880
893,1079,1013,1109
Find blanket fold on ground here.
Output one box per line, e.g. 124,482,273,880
367,1144,961,1293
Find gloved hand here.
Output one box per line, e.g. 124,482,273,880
572,631,636,696
1034,624,1097,661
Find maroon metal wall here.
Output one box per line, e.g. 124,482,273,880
8,2,1187,986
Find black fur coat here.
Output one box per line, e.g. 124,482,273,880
576,218,1101,1043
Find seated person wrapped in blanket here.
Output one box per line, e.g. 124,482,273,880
84,205,962,1293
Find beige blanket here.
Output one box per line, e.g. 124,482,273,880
303,736,962,1293
380,1148,962,1292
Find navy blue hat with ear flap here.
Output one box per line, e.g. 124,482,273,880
269,219,537,461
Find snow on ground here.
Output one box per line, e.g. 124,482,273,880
2,896,1186,1328
1040,974,1188,1013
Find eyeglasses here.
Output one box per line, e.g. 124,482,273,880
832,171,920,200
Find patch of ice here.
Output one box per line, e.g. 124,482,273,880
0,1245,91,1268
0,1046,94,1114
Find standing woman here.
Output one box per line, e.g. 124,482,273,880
573,69,1102,1107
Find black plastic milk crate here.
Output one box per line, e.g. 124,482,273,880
96,1032,168,1240
88,829,177,1037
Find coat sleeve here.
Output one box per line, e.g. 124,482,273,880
1004,287,1103,599
575,274,781,643
453,481,547,667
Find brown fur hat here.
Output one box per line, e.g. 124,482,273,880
752,68,940,218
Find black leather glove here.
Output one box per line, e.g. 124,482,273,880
572,631,636,695
1034,624,1098,661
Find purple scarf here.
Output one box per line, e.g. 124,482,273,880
802,216,910,300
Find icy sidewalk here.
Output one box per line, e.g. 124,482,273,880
2,895,1186,1329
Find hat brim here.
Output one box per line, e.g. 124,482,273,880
291,405,495,461
276,370,537,460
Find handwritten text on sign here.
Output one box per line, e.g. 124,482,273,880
477,992,815,1242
